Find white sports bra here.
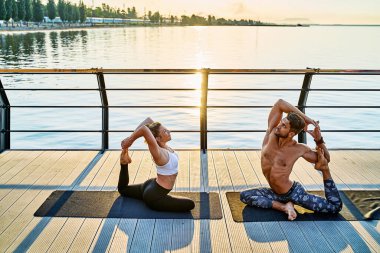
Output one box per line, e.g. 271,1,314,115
156,151,179,176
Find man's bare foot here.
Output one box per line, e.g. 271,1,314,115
284,202,297,221
314,148,329,171
120,149,132,164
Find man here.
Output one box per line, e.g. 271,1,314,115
240,99,342,220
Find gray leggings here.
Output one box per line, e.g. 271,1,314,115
240,179,342,214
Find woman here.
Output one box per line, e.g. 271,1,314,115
118,117,195,212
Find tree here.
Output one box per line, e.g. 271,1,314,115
46,0,55,21
5,0,12,21
65,2,72,22
72,3,79,22
24,0,31,21
131,6,136,18
17,0,25,21
79,0,85,23
0,0,6,20
11,0,17,21
32,0,43,22
57,0,65,22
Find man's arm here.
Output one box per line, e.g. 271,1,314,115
268,99,317,131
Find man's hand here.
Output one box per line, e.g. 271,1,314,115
303,117,319,132
307,124,322,142
121,136,134,149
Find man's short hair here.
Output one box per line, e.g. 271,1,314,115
287,112,305,135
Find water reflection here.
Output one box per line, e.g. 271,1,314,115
0,30,88,66
0,32,46,65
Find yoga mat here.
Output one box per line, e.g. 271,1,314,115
226,191,380,222
34,191,222,219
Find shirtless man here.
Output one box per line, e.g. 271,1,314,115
240,99,342,220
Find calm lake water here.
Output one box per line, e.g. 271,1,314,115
0,26,380,149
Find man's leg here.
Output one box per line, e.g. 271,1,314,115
240,187,297,220
289,180,342,214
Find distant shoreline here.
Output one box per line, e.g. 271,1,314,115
0,23,310,33
1,23,379,33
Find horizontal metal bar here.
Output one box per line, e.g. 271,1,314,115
2,88,380,92
1,69,380,74
6,130,380,133
5,130,200,133
8,105,380,109
9,106,200,108
206,130,380,133
1,88,199,91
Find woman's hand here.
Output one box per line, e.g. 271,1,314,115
121,136,134,149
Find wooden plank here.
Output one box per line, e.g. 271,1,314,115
0,151,74,234
190,150,212,253
175,151,190,192
0,152,94,251
332,221,378,252
245,151,269,187
17,151,97,253
66,219,103,253
313,221,357,252
260,222,291,253
212,151,252,252
189,150,202,192
329,151,371,189
207,151,231,253
0,151,43,183
68,151,122,253
150,219,174,252
0,151,61,203
234,151,263,189
349,221,380,252
0,151,29,176
295,221,334,252
344,151,380,184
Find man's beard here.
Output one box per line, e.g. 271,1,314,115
275,132,289,138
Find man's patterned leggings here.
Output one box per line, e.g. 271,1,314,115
240,179,342,213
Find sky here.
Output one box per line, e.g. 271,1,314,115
79,0,380,24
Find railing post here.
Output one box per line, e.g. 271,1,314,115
200,69,209,153
0,78,10,152
96,71,109,151
297,72,313,144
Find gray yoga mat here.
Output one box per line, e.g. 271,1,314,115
34,191,223,219
226,191,380,222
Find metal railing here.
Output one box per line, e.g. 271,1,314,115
0,68,380,153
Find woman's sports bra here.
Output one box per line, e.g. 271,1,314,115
156,151,179,176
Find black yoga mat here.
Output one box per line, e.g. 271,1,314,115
34,191,222,219
226,191,380,222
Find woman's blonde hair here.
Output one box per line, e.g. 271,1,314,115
145,122,162,138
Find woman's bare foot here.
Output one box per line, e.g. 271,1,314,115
284,202,297,221
120,149,132,164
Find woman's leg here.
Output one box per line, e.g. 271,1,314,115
118,164,144,199
142,180,195,212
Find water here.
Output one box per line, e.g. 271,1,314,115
0,26,380,149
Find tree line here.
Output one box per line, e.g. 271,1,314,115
0,0,86,23
1,0,263,26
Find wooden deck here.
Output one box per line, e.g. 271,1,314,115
0,150,379,253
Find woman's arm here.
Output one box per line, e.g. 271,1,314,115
120,117,154,148
135,117,154,130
